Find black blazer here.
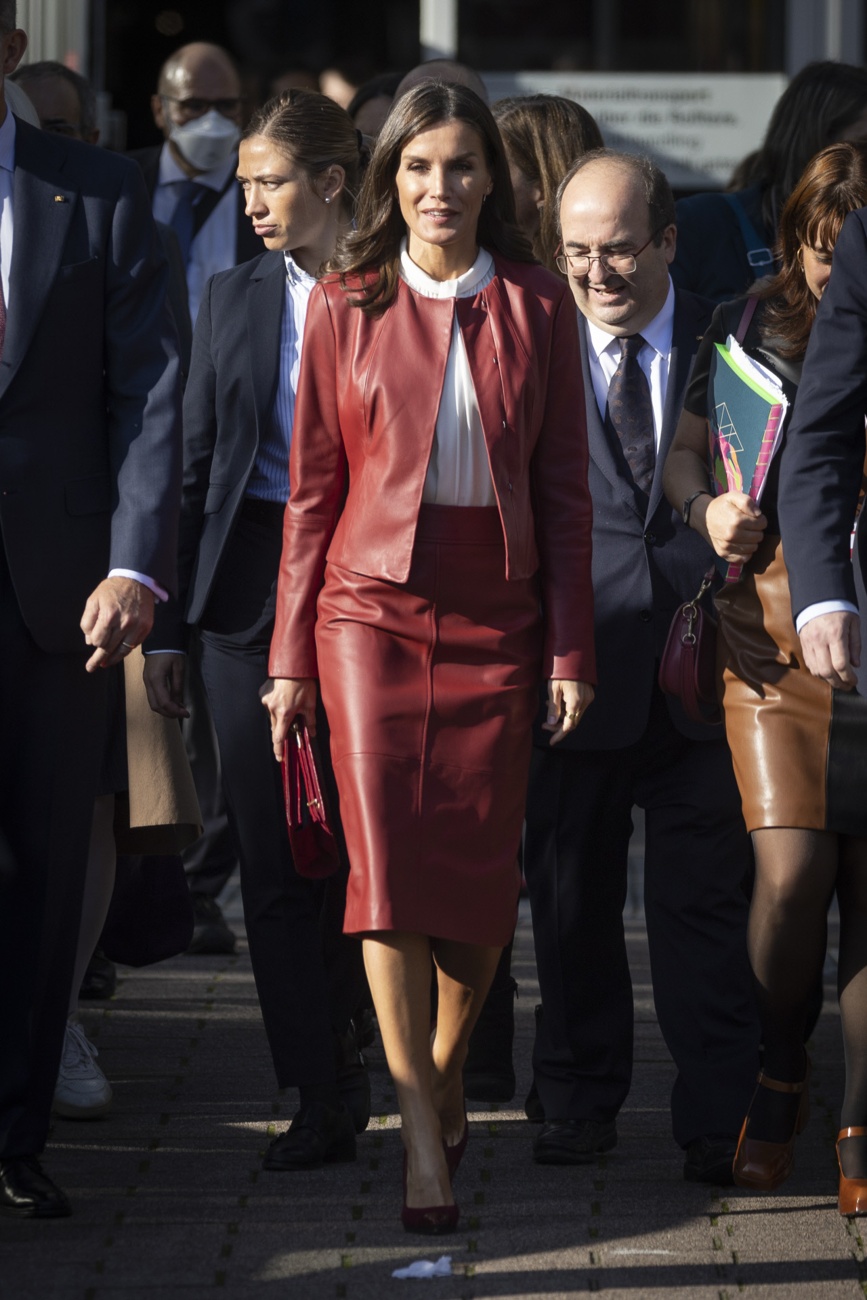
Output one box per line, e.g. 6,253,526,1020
152,249,285,649
548,287,717,751
128,144,262,269
778,206,867,637
0,119,182,654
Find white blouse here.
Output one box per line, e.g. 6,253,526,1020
399,241,497,507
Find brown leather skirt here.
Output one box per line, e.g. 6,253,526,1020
716,533,867,835
315,504,541,946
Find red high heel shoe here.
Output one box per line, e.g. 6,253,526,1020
401,1151,459,1235
443,1113,469,1180
732,1058,811,1191
837,1127,867,1215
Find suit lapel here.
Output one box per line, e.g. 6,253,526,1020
577,314,645,519
0,122,75,404
246,250,286,439
646,290,706,521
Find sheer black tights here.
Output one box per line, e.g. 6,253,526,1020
748,828,867,1169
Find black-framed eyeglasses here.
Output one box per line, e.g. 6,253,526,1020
555,225,667,277
161,95,242,120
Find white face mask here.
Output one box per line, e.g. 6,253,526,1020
169,109,240,172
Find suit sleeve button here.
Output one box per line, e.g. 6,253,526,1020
639,609,653,623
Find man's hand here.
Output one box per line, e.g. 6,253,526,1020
799,610,861,691
143,652,189,718
80,577,155,672
543,678,595,745
260,677,318,760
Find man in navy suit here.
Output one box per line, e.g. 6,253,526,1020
523,150,759,1183
778,206,867,690
0,4,181,1216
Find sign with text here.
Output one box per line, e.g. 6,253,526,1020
483,71,788,189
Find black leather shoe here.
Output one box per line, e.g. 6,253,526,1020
533,1119,617,1165
262,1100,357,1171
684,1134,737,1185
336,1029,371,1135
0,1157,72,1218
186,894,236,956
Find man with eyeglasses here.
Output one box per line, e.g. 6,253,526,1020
130,41,260,324
130,41,260,958
523,148,759,1185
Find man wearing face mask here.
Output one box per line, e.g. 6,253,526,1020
130,41,260,323
130,42,260,957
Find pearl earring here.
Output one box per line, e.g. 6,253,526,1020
324,196,331,205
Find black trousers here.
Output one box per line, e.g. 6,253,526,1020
0,546,107,1156
524,685,760,1148
198,500,365,1088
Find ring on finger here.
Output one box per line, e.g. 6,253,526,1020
121,640,136,650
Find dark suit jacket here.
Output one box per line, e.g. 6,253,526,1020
128,144,262,269
0,118,182,654
550,286,718,751
151,249,287,649
778,206,867,631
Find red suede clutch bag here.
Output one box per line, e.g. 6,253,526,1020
281,719,340,878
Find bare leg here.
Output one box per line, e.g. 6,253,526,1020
68,795,117,1018
836,835,867,1177
431,939,501,1145
363,932,452,1209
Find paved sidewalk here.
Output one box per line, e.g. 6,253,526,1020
1,872,862,1299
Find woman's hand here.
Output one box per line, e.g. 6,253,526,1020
702,491,767,563
543,679,595,746
260,677,318,760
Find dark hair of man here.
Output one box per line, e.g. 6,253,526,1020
0,1,16,36
347,72,403,124
243,88,362,219
555,147,676,246
743,61,867,232
757,141,867,360
332,80,533,317
494,94,604,272
11,60,98,138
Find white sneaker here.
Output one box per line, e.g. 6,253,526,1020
53,1018,113,1119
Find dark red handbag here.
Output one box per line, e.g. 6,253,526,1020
658,569,722,725
281,718,340,878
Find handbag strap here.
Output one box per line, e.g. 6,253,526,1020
734,294,759,345
722,193,776,275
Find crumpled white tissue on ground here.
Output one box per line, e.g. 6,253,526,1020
391,1255,453,1278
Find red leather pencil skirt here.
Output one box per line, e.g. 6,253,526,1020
315,504,542,946
716,533,867,835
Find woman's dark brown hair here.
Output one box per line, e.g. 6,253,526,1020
332,80,534,315
759,141,867,360
243,88,362,218
493,94,603,272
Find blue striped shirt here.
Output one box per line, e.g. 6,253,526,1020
245,251,318,503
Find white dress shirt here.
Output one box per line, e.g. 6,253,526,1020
0,107,15,307
152,142,237,324
585,278,676,447
246,251,318,503
399,240,497,507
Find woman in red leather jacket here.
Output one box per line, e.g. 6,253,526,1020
263,81,596,1233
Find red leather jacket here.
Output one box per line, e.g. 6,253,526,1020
269,252,596,683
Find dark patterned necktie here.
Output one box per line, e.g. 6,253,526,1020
605,333,655,496
168,179,202,267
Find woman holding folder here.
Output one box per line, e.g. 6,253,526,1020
664,142,867,1210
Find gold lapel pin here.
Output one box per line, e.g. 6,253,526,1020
53,195,67,203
